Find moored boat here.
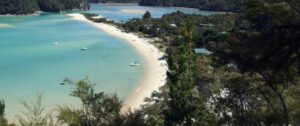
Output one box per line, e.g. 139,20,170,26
130,61,140,66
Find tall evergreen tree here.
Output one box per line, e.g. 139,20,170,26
164,19,210,126
143,11,151,19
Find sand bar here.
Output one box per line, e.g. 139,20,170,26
67,13,168,112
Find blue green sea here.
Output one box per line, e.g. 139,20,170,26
0,3,219,120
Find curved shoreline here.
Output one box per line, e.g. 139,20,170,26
67,13,168,112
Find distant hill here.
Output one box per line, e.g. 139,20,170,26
139,0,248,12
0,0,90,15
87,0,245,12
0,0,39,15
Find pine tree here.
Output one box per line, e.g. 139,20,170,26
164,19,207,126
143,11,152,19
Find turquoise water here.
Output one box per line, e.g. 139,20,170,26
0,13,145,119
0,4,220,120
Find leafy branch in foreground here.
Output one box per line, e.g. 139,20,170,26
210,0,300,125
58,78,148,126
0,99,8,126
16,93,60,126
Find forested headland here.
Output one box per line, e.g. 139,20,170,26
86,0,248,12
139,0,299,12
0,0,90,15
139,0,248,12
1,0,296,15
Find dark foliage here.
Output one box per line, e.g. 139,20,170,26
122,11,238,47
37,0,90,12
210,0,300,125
139,0,250,12
0,0,39,15
142,11,151,19
0,0,89,14
0,100,8,126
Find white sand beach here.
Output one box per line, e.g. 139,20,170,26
67,13,168,113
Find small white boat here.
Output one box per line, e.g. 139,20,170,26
130,61,140,66
80,47,88,51
53,42,59,45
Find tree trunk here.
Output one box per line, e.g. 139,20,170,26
275,91,289,126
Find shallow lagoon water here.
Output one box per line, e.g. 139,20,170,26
0,13,145,120
0,4,220,120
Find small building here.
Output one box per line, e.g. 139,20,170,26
144,24,152,27
227,63,238,69
194,48,212,55
199,23,215,27
170,23,177,27
221,31,227,34
144,24,152,30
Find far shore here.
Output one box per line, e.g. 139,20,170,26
120,9,146,14
67,13,168,113
0,11,43,17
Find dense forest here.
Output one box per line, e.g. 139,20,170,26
139,0,248,12
1,0,296,15
37,0,90,13
0,0,89,15
0,0,300,125
0,0,39,15
139,0,299,12
121,11,237,48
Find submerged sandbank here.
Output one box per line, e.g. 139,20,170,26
0,23,12,28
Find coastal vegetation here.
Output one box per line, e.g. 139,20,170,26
17,94,59,126
0,0,300,125
83,13,115,24
142,11,151,19
80,0,250,12
1,0,297,15
0,100,8,126
139,0,248,12
37,0,90,12
139,0,299,12
121,11,237,48
0,0,39,15
0,0,89,15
